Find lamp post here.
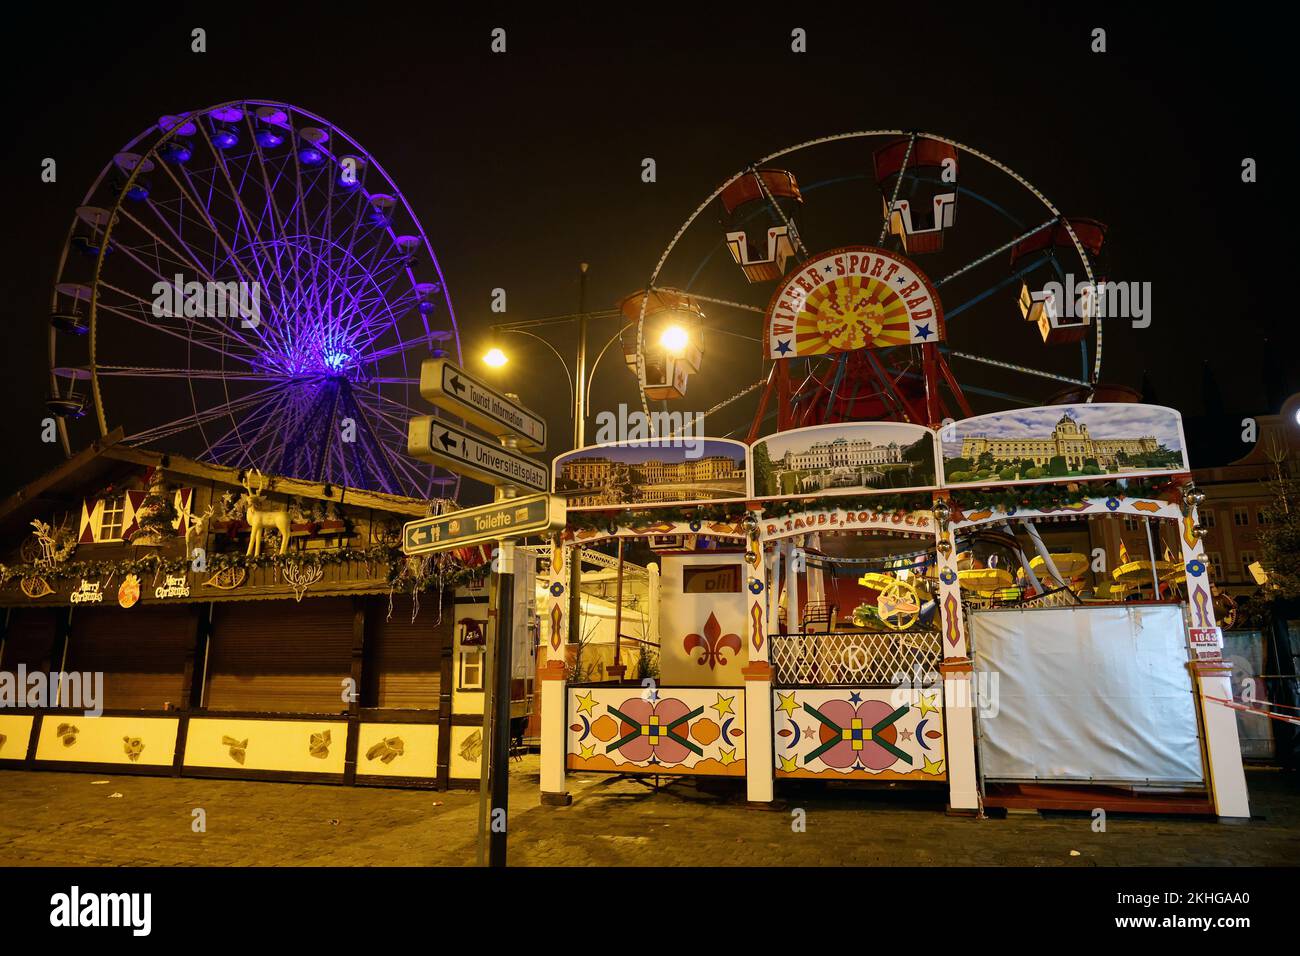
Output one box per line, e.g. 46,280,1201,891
484,265,623,648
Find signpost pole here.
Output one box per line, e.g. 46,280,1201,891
487,538,515,867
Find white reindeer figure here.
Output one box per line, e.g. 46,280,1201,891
241,469,291,557
175,499,215,555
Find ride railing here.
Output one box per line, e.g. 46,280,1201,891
770,630,943,687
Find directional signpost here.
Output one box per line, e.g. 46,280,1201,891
407,417,548,493
419,358,546,452
402,494,565,555
403,358,559,869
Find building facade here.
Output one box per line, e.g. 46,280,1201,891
961,412,1158,470
782,437,903,471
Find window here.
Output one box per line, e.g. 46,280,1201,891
459,649,483,690
1233,507,1250,527
1257,508,1273,526
1123,516,1140,531
1202,510,1216,529
1208,552,1223,580
98,495,127,541
1240,551,1256,578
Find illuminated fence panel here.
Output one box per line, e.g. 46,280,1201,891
566,686,746,777
770,631,942,687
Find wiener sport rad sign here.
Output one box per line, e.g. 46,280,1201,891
765,245,944,359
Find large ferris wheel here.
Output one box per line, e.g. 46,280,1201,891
45,99,461,500
623,131,1115,442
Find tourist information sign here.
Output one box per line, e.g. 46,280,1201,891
400,493,565,556
419,358,546,452
407,416,548,492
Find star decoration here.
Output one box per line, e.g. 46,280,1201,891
920,755,944,776
575,691,598,717
898,728,914,742
776,691,799,717
712,694,736,719
848,691,863,704
719,747,737,766
579,741,596,759
779,754,799,773
775,339,792,355
801,725,817,741
916,693,939,718
913,323,933,340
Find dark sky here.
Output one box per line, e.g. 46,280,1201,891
0,4,1287,501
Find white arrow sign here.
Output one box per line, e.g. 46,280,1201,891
419,358,546,452
407,416,548,492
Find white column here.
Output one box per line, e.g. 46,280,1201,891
647,561,661,647
538,659,570,805
1179,507,1250,819
744,518,774,803
942,661,980,812
784,538,800,633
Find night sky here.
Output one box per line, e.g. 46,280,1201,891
0,4,1286,502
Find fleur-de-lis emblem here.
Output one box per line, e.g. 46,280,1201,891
56,723,79,747
122,737,145,761
309,730,331,759
683,612,742,670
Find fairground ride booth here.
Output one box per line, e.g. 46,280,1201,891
536,406,1251,819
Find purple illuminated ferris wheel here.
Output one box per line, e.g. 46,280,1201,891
46,99,460,500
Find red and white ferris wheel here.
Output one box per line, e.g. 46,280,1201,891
622,131,1119,441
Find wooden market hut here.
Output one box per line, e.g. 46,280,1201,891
0,430,499,789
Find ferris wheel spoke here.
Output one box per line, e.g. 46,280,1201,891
944,253,1051,322
933,217,1059,288
99,236,267,355
94,281,261,364
155,158,280,315
877,132,917,246
204,388,299,469
123,381,287,446
198,126,300,327
128,202,228,289
942,348,1089,386
95,364,283,381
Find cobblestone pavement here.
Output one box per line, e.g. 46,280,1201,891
2,761,1297,866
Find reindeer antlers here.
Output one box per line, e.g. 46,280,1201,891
241,467,267,497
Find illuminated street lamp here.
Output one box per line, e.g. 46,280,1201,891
483,347,508,368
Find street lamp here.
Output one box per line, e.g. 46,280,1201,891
483,347,508,368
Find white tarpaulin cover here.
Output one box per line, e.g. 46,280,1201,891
971,604,1204,785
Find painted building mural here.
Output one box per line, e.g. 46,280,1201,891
567,687,746,777
773,687,946,780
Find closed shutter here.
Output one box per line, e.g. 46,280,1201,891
206,597,353,714
363,592,449,710
65,604,194,710
2,608,57,673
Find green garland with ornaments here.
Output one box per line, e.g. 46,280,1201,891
946,478,1173,514
562,480,1173,533
0,543,488,594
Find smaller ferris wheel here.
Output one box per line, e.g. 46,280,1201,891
620,131,1118,442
